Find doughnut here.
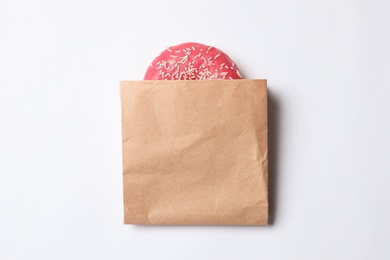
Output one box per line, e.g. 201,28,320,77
144,42,243,80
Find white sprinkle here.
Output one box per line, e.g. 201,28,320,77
174,66,180,76
214,54,221,60
229,77,233,80
169,55,177,58
192,46,195,51
166,48,172,52
236,70,242,77
175,50,181,53
207,46,212,51
179,54,188,64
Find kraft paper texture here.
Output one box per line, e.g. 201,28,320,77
120,79,268,225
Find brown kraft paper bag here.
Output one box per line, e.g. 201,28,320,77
120,79,268,225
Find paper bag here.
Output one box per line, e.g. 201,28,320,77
120,79,268,225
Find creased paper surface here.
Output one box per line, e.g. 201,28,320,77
120,79,268,225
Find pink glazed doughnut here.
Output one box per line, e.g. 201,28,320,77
144,42,243,80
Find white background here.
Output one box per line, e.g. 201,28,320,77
1,0,389,259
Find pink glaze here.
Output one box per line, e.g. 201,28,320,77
144,42,243,80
